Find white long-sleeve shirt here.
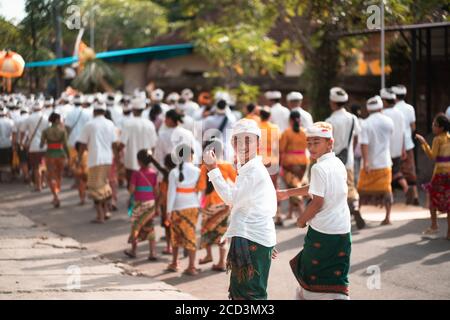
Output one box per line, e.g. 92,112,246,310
207,156,277,248
167,162,201,213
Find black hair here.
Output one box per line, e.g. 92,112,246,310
48,112,61,124
246,103,256,114
434,113,450,133
165,109,184,124
290,110,301,133
149,103,162,122
396,94,406,100
271,98,281,103
350,104,361,117
136,148,167,176
336,101,347,108
133,109,144,117
260,108,271,121
175,144,194,182
216,99,227,110
104,109,113,121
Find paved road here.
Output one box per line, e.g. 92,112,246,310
1,181,448,300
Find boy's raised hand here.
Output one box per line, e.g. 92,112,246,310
204,149,218,171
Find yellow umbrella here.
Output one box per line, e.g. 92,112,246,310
0,50,25,92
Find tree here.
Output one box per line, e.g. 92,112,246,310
81,0,169,51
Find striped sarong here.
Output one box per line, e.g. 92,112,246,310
128,200,156,243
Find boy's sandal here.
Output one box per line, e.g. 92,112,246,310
211,264,226,272
183,267,200,276
165,264,179,272
199,257,213,265
422,227,439,235
105,212,112,220
124,250,137,259
148,256,158,261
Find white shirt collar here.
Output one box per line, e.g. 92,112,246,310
237,155,261,174
317,152,335,163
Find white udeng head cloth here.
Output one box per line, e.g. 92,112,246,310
264,91,282,100
329,87,348,103
366,95,383,111
391,85,407,95
287,91,303,101
380,88,396,100
181,88,194,100
151,88,164,101
93,102,107,111
306,122,333,139
131,98,146,110
231,118,261,138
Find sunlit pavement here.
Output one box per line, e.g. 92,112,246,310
0,180,448,300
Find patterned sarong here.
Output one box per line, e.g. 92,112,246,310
423,173,450,213
357,167,393,207
282,165,308,206
401,149,417,185
227,237,273,300
290,226,351,296
170,208,199,251
87,165,112,202
200,204,230,248
128,200,156,243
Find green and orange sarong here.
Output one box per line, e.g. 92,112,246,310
200,204,230,248
128,200,156,243
290,226,351,296
227,237,273,300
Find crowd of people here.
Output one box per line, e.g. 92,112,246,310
0,84,448,300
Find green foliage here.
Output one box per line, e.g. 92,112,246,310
72,58,122,93
81,0,168,51
213,82,260,109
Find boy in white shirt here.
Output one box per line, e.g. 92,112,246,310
277,122,351,300
205,118,277,300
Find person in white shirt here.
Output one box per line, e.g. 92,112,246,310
78,102,118,223
326,87,365,229
180,88,200,118
265,90,290,133
20,101,49,192
205,118,277,300
154,109,202,167
15,105,30,182
277,122,352,300
119,97,158,187
202,98,236,163
105,93,123,126
357,95,394,225
392,85,419,205
0,108,16,181
65,94,92,174
287,91,313,130
380,88,410,199
166,144,201,276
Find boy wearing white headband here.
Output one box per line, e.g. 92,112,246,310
204,118,277,300
277,121,352,300
357,95,394,225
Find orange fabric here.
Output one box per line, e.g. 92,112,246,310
245,114,261,124
45,157,65,194
198,162,237,207
357,167,392,194
259,120,280,166
280,127,309,167
176,187,197,193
